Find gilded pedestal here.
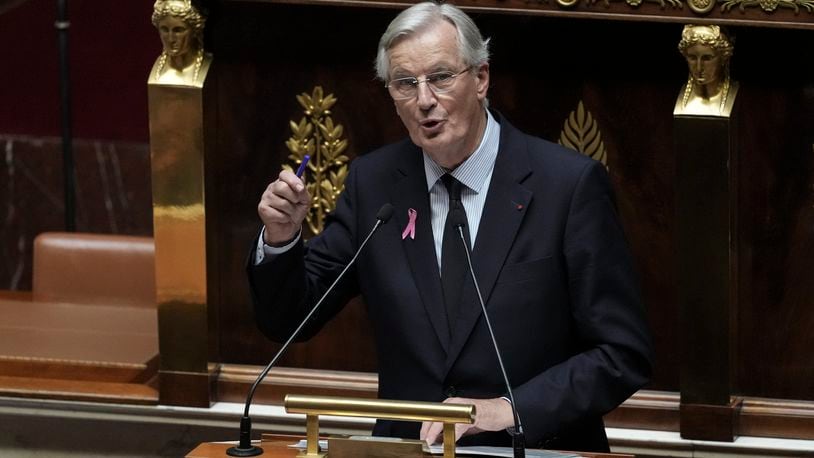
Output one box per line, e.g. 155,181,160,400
148,0,216,407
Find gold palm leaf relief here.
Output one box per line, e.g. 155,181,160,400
559,100,608,168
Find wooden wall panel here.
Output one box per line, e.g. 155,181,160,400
208,3,399,372
735,73,814,400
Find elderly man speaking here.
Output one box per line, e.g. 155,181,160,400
248,2,653,453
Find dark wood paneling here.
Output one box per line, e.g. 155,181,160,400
209,3,401,373
680,400,741,441
159,369,216,408
675,115,735,409
604,391,681,432
740,398,814,440
733,28,814,401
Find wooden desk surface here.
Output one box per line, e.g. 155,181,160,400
0,290,159,404
186,438,633,458
186,440,295,458
0,294,157,363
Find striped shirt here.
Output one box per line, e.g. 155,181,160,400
423,110,500,271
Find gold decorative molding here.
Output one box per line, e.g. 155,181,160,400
559,100,608,167
217,0,814,24
720,0,814,13
555,0,581,7
285,86,350,235
687,0,715,13
554,0,814,14
587,0,684,8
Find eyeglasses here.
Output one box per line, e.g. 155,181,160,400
386,66,473,100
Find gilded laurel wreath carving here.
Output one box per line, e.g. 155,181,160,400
285,86,350,235
559,100,608,167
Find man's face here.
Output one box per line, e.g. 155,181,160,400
387,20,489,168
685,43,722,88
158,15,192,58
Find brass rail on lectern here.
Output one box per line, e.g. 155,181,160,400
284,394,475,458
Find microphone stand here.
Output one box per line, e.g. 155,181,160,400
454,210,525,458
227,204,393,456
56,0,76,231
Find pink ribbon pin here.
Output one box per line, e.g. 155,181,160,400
401,208,417,240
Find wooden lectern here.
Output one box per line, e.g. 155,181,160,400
188,437,633,458
186,395,633,458
188,394,473,457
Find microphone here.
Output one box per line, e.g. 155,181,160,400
227,203,395,457
450,208,525,458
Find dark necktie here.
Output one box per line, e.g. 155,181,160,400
441,174,471,333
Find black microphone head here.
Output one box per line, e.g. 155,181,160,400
376,203,394,223
450,206,467,229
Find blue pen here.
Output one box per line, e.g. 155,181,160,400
295,155,311,178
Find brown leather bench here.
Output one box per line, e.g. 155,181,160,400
0,232,159,404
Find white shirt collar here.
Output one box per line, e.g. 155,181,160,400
422,110,500,194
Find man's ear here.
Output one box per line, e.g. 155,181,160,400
475,63,490,101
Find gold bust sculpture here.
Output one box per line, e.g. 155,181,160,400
675,25,738,117
149,0,212,87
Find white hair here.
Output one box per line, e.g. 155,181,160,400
374,2,490,82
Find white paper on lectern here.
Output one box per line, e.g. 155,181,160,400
290,439,582,458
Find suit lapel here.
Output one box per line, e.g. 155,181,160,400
445,118,533,371
390,144,451,353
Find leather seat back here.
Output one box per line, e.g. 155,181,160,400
32,232,156,308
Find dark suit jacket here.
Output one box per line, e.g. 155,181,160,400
247,112,653,453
